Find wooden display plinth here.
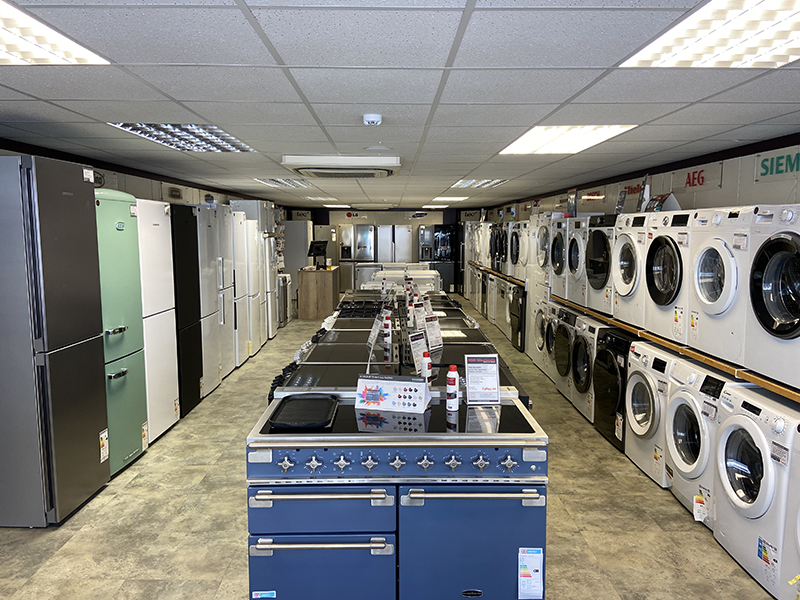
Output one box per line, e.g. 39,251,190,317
297,266,339,320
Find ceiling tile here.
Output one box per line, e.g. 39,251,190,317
540,103,687,126
709,70,800,103
184,102,316,125
312,103,431,127
127,66,300,102
476,0,698,5
420,141,506,154
26,7,277,65
334,142,419,155
217,124,328,143
426,126,527,143
652,103,800,126
454,10,686,68
253,9,460,67
0,66,167,101
291,68,443,103
0,124,43,139
574,68,765,104
0,101,95,122
759,110,800,125
580,140,684,154
611,124,736,142
441,69,602,104
705,124,800,142
431,104,557,127
18,0,235,4
0,85,34,100
254,141,337,155
326,126,424,143
52,100,204,123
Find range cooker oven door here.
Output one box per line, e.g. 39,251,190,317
749,232,800,338
593,344,626,452
646,235,683,306
399,485,546,600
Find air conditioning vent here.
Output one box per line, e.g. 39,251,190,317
283,155,400,179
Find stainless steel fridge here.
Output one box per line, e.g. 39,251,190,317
246,220,263,355
218,205,235,378
338,223,375,292
232,211,250,367
377,224,412,262
0,155,110,527
264,234,279,340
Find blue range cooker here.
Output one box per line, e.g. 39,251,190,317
246,393,548,600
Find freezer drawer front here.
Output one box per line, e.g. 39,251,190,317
142,310,179,442
399,485,546,600
105,349,147,475
249,534,396,600
177,321,202,418
235,296,250,366
220,287,235,378
171,205,201,331
248,485,396,535
200,312,221,397
96,196,144,363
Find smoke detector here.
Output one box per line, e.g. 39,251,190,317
363,113,382,126
282,155,399,179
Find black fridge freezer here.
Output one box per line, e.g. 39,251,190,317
0,156,110,527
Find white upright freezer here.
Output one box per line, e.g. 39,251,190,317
217,205,235,378
233,211,250,367
198,206,221,397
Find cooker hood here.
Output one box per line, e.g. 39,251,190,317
282,155,400,179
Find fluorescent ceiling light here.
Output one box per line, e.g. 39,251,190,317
422,204,448,209
432,196,468,201
582,194,605,200
324,204,351,208
622,0,800,68
451,179,509,189
109,123,254,153
254,178,310,189
306,196,338,202
500,125,636,155
0,0,108,65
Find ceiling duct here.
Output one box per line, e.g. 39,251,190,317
282,155,400,179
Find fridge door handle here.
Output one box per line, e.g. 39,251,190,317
217,257,224,289
105,326,128,336
107,368,129,380
219,294,224,325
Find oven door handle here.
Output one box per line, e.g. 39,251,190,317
252,537,394,556
401,488,544,507
251,489,394,508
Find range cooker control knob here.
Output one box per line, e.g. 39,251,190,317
305,455,323,473
277,456,295,473
500,455,518,472
417,454,435,472
473,455,490,472
773,418,786,434
333,455,351,472
361,455,379,472
389,455,406,471
444,455,462,472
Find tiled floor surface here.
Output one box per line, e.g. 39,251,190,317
0,296,771,599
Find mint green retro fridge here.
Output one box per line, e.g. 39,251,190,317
95,189,148,475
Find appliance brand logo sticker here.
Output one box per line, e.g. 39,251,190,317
252,592,277,599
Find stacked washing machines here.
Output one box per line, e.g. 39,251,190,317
566,215,590,307
612,213,648,328
550,215,569,300
570,314,608,423
585,214,616,315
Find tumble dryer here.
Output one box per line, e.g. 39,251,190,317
593,328,638,453
625,341,679,487
714,385,799,599
550,216,569,300
510,221,529,281
586,214,617,315
664,358,749,529
644,210,693,344
553,306,578,399
744,204,800,390
688,207,756,364
570,314,607,423
566,216,590,307
612,213,648,328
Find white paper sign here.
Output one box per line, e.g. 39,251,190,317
409,331,429,375
465,354,501,405
367,315,384,349
423,295,433,315
425,315,443,349
413,302,426,331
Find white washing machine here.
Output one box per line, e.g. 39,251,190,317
526,270,549,360
570,314,608,423
499,223,511,276
625,341,679,488
612,213,648,328
552,305,578,399
550,216,569,300
566,216,590,307
664,357,750,529
528,293,549,371
778,422,800,600
541,303,560,383
486,274,497,325
510,221,529,281
497,279,513,340
586,214,617,316
714,385,799,598
744,204,800,390
644,210,693,344
531,212,552,288
688,207,757,365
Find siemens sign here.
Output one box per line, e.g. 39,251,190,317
755,148,800,183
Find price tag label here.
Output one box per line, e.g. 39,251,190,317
425,315,443,349
409,331,429,375
465,354,500,405
733,232,748,250
413,302,426,331
423,295,433,315
367,315,383,349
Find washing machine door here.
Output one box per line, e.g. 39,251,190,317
499,229,508,263
716,415,776,518
571,335,592,394
592,345,626,448
545,319,557,357
646,235,683,306
551,230,565,276
510,229,520,265
626,370,661,439
587,229,611,291
693,238,737,315
554,323,571,377
534,308,547,352
612,233,640,297
519,228,529,267
536,226,550,268
666,387,709,479
568,231,586,279
750,232,800,338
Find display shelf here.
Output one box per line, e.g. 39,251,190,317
467,261,525,287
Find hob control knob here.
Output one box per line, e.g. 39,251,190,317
417,454,434,472
361,455,379,472
444,455,462,472
389,455,406,471
773,418,786,434
305,455,323,473
277,456,295,473
500,455,518,472
333,455,351,472
473,455,490,472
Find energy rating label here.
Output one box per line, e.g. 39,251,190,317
518,548,543,599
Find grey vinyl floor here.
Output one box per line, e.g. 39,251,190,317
0,295,771,599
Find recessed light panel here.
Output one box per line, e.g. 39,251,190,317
432,196,468,201
622,0,800,68
422,204,448,209
254,178,310,189
0,0,108,65
451,179,509,189
306,197,338,203
500,125,636,155
324,204,351,208
109,123,254,152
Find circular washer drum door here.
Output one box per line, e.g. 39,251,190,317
587,229,611,291
646,235,682,306
554,323,572,377
571,335,592,394
750,231,800,338
551,231,565,276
